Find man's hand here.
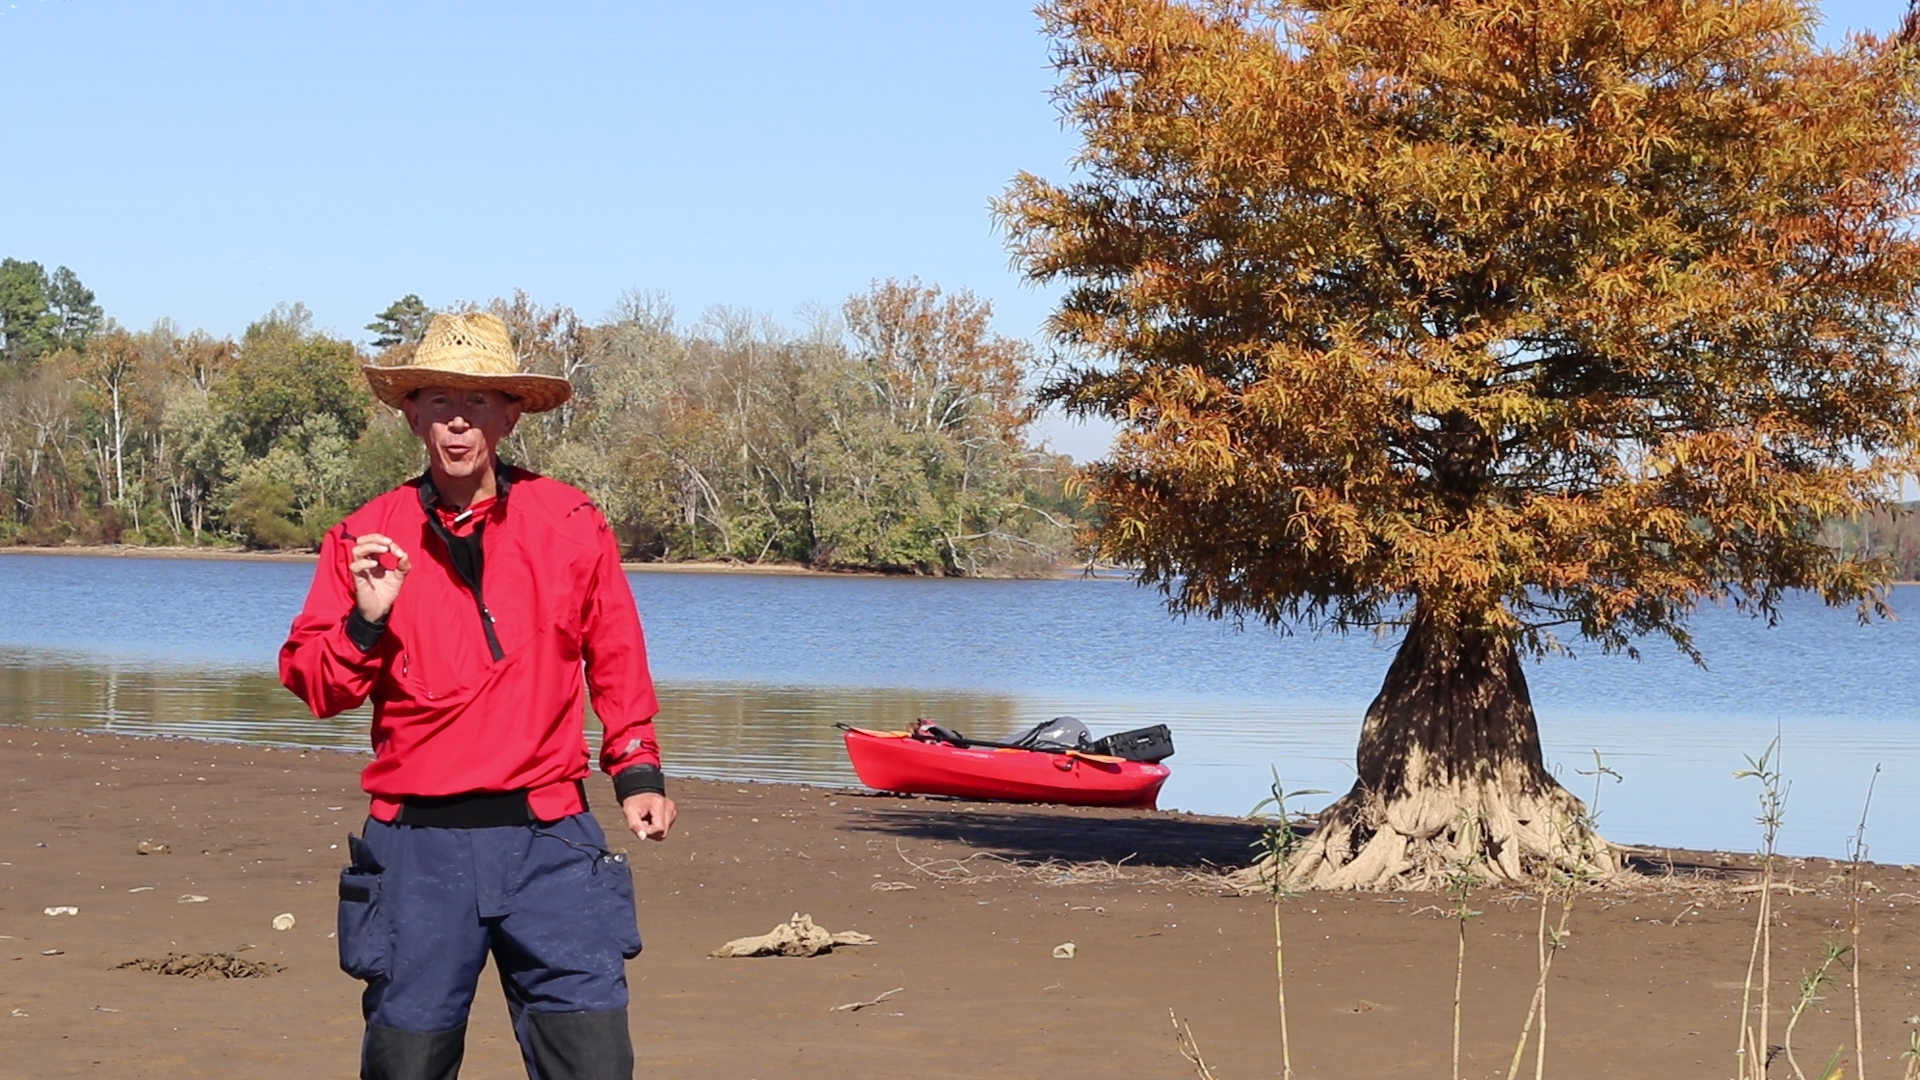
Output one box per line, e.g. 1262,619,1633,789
348,533,411,622
621,792,676,841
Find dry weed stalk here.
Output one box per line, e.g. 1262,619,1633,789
1250,772,1323,1080
1168,1009,1219,1080
1507,754,1617,1080
1734,738,1787,1080
891,841,1229,891
1446,816,1485,1080
1503,848,1567,1080
1849,766,1880,1080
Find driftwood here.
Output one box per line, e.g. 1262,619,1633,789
710,913,875,958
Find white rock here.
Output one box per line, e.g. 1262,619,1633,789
1052,942,1077,959
42,906,78,917
177,894,209,904
271,913,297,931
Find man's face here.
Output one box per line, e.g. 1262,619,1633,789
401,386,524,481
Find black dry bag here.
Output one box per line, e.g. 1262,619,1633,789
1090,724,1175,763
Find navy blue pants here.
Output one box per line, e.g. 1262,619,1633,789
338,813,642,1080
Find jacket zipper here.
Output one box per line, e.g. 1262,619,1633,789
471,587,504,661
453,536,504,662
420,465,512,665
425,511,505,663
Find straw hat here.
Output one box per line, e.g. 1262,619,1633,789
363,312,572,413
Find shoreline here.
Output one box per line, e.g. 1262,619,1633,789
4,724,1918,1078
0,544,1906,586
0,721,1895,876
0,543,1129,580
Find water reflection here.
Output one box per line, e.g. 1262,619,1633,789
2,554,1918,862
0,649,1354,818
0,653,367,748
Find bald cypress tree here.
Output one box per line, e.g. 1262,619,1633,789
1002,0,1920,888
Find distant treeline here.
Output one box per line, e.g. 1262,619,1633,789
1820,504,1920,583
0,258,1087,575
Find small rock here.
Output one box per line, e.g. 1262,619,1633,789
40,949,62,956
270,913,296,931
1052,942,1077,959
43,906,78,917
135,840,170,856
177,895,209,904
9,1008,26,1017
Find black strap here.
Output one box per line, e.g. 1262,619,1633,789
836,720,1081,756
394,781,589,828
396,789,533,828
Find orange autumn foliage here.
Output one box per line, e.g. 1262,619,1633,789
1002,0,1920,658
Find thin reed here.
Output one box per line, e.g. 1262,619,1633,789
1250,771,1324,1080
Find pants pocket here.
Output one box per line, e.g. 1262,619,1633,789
337,833,390,980
594,851,643,960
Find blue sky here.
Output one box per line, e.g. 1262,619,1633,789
0,0,1902,458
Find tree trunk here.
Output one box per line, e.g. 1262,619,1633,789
1256,610,1618,891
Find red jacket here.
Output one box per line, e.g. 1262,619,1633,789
279,466,662,822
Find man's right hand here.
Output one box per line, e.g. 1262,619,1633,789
349,533,411,622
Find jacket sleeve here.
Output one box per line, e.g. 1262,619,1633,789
279,525,387,718
578,508,665,798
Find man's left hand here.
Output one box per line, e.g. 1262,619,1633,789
621,792,676,841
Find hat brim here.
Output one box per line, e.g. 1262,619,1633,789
363,366,573,413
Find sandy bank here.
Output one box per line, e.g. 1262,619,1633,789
3,726,1918,1078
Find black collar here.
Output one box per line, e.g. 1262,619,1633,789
417,458,515,521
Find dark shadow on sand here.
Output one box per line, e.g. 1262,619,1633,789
843,799,1264,869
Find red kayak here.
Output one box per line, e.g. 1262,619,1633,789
841,728,1170,809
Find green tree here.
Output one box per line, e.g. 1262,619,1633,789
216,303,372,459
223,472,308,549
46,266,103,353
0,259,57,367
69,326,141,511
1001,0,1920,888
345,410,424,507
366,294,432,350
156,384,239,543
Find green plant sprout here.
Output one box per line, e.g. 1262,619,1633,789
1249,769,1326,1080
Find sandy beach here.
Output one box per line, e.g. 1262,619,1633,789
4,728,1919,1078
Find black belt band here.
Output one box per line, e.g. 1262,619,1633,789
396,782,587,829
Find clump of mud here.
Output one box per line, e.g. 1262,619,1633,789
115,952,284,979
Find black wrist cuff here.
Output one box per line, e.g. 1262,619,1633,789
346,609,388,653
613,764,666,802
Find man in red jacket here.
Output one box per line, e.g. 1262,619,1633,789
281,312,674,1080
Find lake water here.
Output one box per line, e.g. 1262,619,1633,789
0,552,1914,862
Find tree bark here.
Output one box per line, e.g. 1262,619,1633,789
1256,610,1618,891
